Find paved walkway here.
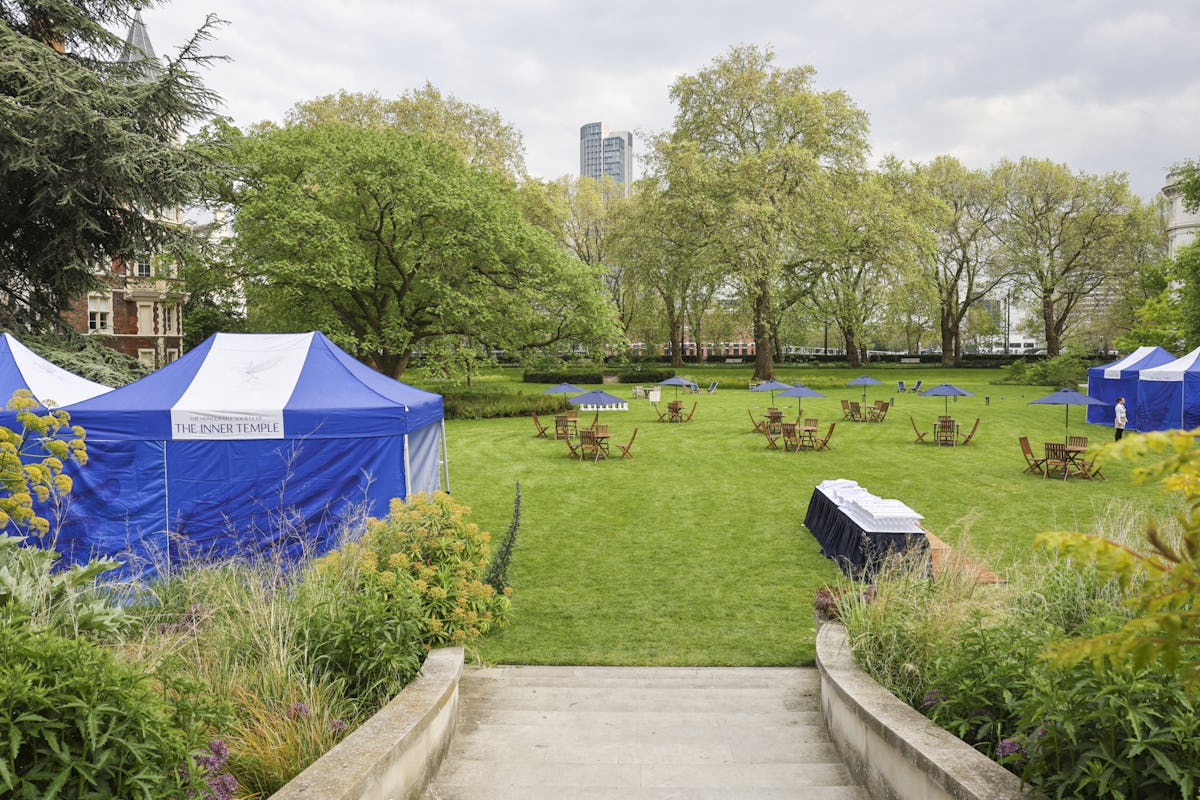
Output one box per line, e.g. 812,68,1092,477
423,665,869,800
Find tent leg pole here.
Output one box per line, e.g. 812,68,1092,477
441,419,451,494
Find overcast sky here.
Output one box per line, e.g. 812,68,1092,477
139,0,1199,199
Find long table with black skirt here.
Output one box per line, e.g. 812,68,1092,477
803,483,929,579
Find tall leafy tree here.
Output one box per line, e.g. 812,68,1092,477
663,45,869,379
995,158,1140,356
285,86,526,181
229,121,617,378
0,1,224,329
917,157,1009,365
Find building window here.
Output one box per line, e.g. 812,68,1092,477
135,256,152,278
87,294,111,332
137,348,156,367
137,303,154,335
166,348,179,363
163,305,179,336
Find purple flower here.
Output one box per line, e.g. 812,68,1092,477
288,701,310,721
330,718,348,733
921,689,947,709
996,738,1027,761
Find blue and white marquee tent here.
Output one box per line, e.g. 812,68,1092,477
0,333,110,413
1085,346,1175,430
57,332,446,578
1134,346,1200,433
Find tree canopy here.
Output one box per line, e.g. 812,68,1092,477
227,120,618,377
0,1,224,329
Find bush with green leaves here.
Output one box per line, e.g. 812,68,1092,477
441,388,568,420
999,354,1093,387
316,491,511,653
0,624,210,799
837,534,1200,798
0,534,124,638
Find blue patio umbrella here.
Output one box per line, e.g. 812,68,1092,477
776,383,826,412
1028,387,1108,439
569,389,628,408
847,374,883,404
750,379,793,404
658,375,699,399
542,382,584,398
919,383,974,415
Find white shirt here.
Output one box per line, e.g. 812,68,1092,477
1115,402,1127,428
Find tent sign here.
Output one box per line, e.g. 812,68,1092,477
171,410,284,439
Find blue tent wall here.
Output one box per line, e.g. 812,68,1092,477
1134,347,1200,433
1086,346,1175,430
56,332,445,579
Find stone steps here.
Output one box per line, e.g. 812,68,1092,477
424,666,869,800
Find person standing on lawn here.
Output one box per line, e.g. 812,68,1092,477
1114,397,1127,441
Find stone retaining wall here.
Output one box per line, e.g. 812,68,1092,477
816,624,1044,800
271,647,463,800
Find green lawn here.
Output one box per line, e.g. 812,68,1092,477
435,366,1174,667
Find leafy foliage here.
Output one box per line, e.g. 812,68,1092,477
223,117,619,378
440,389,568,421
317,492,511,652
0,624,209,799
1000,353,1092,387
0,534,123,638
1038,430,1200,689
0,2,225,329
483,484,520,595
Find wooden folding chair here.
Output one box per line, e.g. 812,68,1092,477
848,401,863,422
683,402,697,423
958,418,981,446
564,434,582,459
748,409,766,434
1066,434,1089,448
1075,454,1106,480
872,401,889,422
763,420,782,450
1019,436,1045,475
617,428,638,459
841,399,853,420
1043,442,1070,480
531,412,549,439
910,416,929,444
814,422,836,451
653,403,668,423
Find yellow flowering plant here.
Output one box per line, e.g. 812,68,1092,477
0,390,87,537
316,491,510,651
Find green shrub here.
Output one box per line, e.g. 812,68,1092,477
0,624,209,799
521,369,604,384
1012,664,1200,799
616,368,675,383
318,492,511,653
999,354,1092,387
0,535,125,638
441,389,568,420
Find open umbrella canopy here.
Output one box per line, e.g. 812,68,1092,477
777,383,826,399
542,382,584,395
750,379,793,404
776,383,826,413
1028,387,1108,439
847,374,883,403
569,389,628,408
919,383,974,415
658,375,698,399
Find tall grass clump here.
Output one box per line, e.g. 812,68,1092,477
120,490,512,796
836,497,1200,798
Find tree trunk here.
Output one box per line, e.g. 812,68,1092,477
844,330,861,368
1042,293,1061,356
752,281,774,380
669,314,684,368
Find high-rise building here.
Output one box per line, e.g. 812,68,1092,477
579,122,633,196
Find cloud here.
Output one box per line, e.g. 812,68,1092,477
142,0,1200,197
